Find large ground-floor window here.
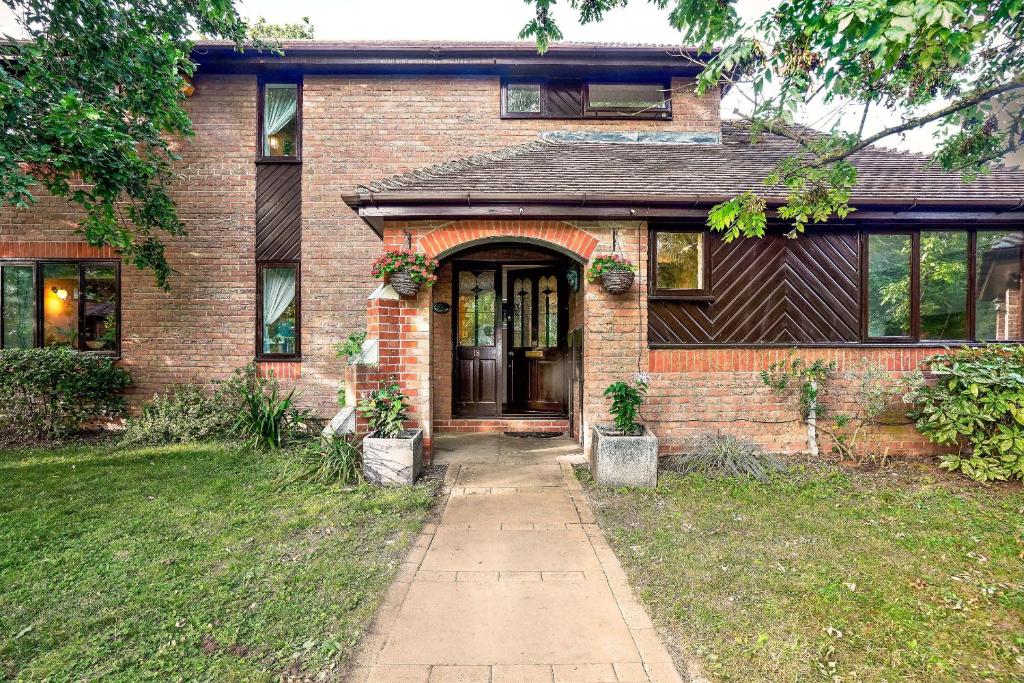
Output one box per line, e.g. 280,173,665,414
0,260,120,353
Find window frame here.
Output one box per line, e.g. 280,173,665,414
256,75,302,163
583,81,672,118
861,230,919,343
500,78,672,120
0,258,121,355
648,227,713,300
256,260,302,361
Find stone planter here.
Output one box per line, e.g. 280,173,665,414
599,270,635,294
590,424,658,488
362,429,424,485
388,270,421,297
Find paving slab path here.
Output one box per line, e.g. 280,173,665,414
346,434,691,683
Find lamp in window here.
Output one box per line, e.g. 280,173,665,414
51,286,68,300
268,134,281,152
180,74,196,98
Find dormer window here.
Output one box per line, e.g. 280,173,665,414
258,79,301,160
501,78,672,120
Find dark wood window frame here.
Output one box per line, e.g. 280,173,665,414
0,258,121,355
648,226,714,301
861,230,919,343
500,78,672,120
256,261,301,361
256,75,302,163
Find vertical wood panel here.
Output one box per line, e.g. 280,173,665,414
256,163,302,261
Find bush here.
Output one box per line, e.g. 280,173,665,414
234,371,312,451
667,431,785,482
120,384,239,447
357,379,408,438
280,435,363,487
906,345,1024,482
0,347,131,444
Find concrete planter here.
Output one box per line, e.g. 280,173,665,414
591,424,658,488
362,429,424,486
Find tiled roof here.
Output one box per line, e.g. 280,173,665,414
192,39,694,52
358,121,1024,205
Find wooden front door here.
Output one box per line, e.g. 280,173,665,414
506,268,566,414
454,266,500,416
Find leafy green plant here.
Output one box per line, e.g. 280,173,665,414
906,345,1024,482
585,254,636,282
280,435,363,487
762,355,836,456
668,431,785,482
825,362,903,464
370,251,439,286
0,347,131,444
358,380,409,438
335,331,367,362
603,373,649,435
120,383,239,446
233,371,311,451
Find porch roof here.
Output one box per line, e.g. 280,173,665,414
343,122,1024,234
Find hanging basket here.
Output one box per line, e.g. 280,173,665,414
389,270,421,297
599,269,635,294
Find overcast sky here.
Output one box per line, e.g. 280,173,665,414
1,0,938,152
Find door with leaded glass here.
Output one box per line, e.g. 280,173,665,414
453,266,501,416
507,267,565,414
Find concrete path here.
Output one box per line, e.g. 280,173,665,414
346,434,687,683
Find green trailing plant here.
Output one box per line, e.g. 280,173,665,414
585,254,636,282
232,370,311,451
762,355,837,457
668,431,785,482
905,345,1024,482
358,379,409,438
280,434,363,488
0,347,131,444
603,372,649,435
120,383,239,446
335,331,367,363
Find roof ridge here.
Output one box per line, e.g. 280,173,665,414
360,140,556,192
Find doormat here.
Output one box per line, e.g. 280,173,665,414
504,431,564,438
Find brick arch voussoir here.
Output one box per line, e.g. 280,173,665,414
420,222,599,264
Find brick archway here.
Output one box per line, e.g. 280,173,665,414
419,220,599,263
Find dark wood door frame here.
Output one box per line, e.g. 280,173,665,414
452,261,503,417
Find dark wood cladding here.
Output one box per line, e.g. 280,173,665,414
649,231,861,345
256,163,302,261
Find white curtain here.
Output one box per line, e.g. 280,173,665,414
263,85,297,152
263,267,295,328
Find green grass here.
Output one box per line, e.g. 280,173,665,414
0,441,437,681
582,465,1024,682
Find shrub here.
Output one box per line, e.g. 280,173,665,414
280,435,363,487
335,331,367,362
0,347,131,444
234,372,312,451
603,372,649,435
120,384,239,446
906,345,1024,482
358,379,408,438
668,431,785,482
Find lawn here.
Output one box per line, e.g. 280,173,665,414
0,441,437,681
583,464,1024,682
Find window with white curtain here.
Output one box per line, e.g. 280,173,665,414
260,81,300,159
258,263,300,358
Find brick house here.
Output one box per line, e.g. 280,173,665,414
2,40,1023,459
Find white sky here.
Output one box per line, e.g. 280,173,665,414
1,0,939,152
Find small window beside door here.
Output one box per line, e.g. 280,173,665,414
259,81,300,160
650,229,711,299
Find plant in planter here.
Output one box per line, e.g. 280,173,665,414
591,372,658,487
357,379,423,485
586,254,636,294
371,250,439,297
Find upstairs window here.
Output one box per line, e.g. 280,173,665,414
259,80,300,160
0,260,120,353
501,78,671,120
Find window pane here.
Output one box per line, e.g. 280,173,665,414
82,265,117,352
512,276,533,348
506,83,541,113
42,263,80,347
538,275,558,348
263,84,298,157
920,231,968,340
656,232,703,290
587,83,668,110
976,230,1024,341
867,234,912,337
2,265,35,349
261,266,297,355
458,271,495,347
